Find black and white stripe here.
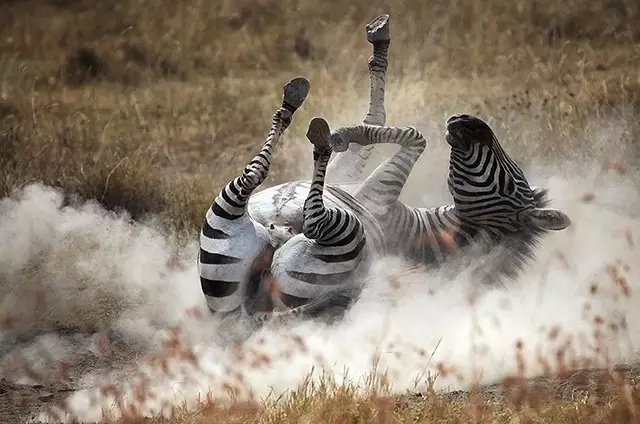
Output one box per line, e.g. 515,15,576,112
200,13,572,329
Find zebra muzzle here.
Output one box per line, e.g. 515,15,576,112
445,130,465,149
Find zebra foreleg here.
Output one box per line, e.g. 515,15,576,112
329,124,427,220
325,14,391,185
198,77,310,317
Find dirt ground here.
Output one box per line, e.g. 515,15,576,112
0,329,142,423
2,365,639,423
0,378,75,424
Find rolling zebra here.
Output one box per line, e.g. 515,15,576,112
198,76,385,325
328,114,572,282
199,13,571,325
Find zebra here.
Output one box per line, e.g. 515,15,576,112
327,114,572,282
200,12,570,325
198,76,385,325
247,13,389,249
209,110,571,329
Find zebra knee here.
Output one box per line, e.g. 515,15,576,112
302,220,323,241
401,126,427,148
240,165,263,190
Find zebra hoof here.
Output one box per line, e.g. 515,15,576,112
366,14,390,44
328,131,349,152
306,117,331,152
282,77,310,111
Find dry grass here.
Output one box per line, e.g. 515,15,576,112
149,381,640,424
1,0,639,234
34,343,640,424
90,368,640,424
1,0,640,422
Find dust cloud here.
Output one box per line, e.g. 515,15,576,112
1,86,639,422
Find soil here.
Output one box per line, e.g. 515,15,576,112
0,378,76,424
436,363,640,404
0,329,141,424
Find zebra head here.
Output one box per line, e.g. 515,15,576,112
445,114,571,233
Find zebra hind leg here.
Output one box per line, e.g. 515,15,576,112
363,13,390,127
303,118,366,247
325,14,391,185
297,117,368,317
235,76,311,194
198,77,310,318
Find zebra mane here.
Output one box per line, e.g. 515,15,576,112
532,186,552,208
494,187,555,282
450,186,556,285
501,219,547,277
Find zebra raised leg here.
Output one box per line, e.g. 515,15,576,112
198,77,310,317
325,13,390,185
329,124,427,223
261,118,380,324
363,13,390,126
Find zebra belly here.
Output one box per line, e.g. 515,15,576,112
247,181,358,249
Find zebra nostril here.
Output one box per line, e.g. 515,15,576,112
270,224,275,230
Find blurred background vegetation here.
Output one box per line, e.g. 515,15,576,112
0,0,638,233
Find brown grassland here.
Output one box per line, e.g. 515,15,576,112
1,0,640,422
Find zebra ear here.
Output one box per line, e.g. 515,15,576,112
525,208,571,231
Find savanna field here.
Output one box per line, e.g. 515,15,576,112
1,0,640,422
